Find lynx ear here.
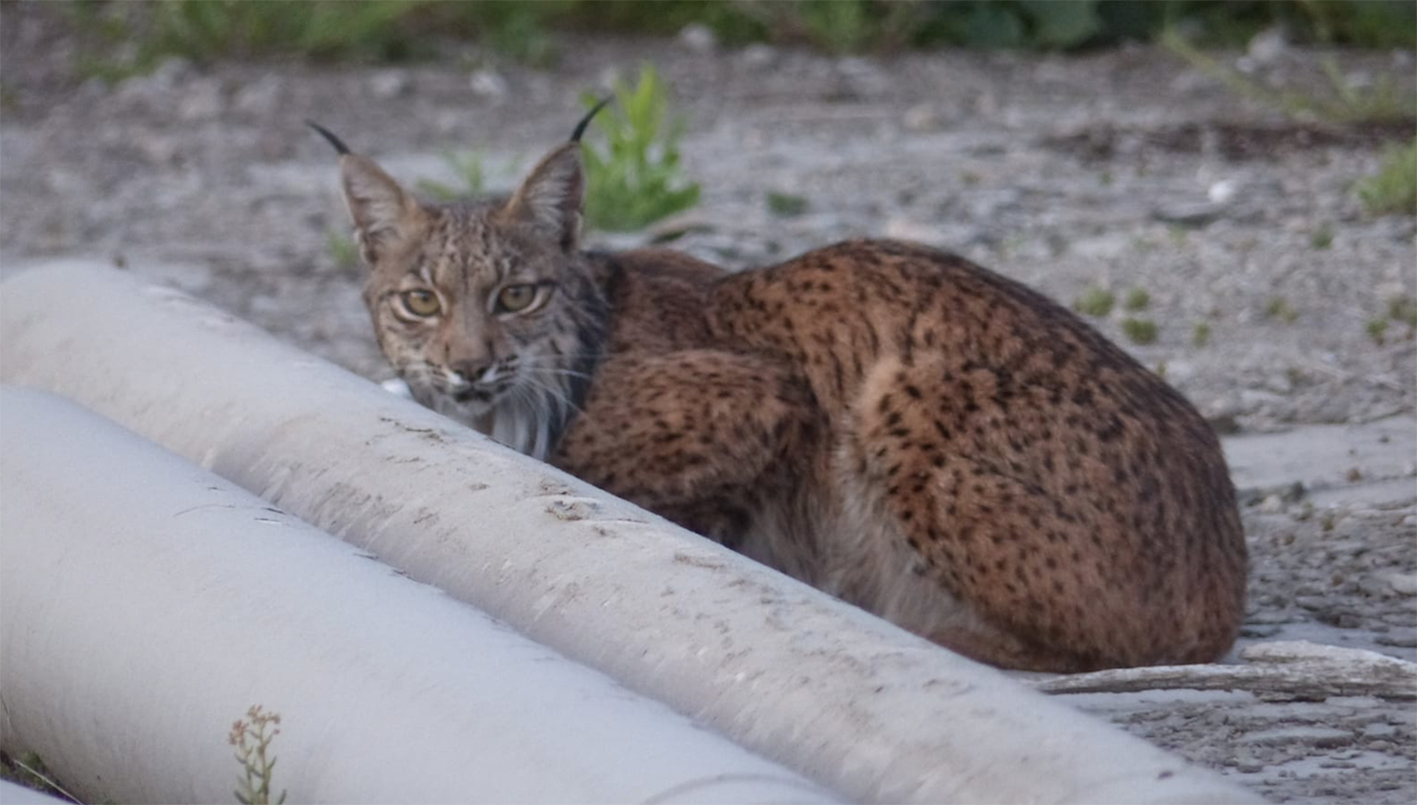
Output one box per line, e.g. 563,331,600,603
501,142,584,253
308,121,426,266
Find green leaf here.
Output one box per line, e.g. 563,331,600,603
1018,0,1101,49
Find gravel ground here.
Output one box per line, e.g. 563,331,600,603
2,5,1414,803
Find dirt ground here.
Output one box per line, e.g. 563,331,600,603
2,5,1414,803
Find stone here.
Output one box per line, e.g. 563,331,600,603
679,23,716,54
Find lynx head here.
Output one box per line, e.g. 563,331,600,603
311,103,611,460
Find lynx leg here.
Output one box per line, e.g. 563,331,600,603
552,349,823,559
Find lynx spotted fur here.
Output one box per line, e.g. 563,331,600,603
313,118,1247,672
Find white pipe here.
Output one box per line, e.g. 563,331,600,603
0,780,69,804
0,386,838,805
0,261,1261,804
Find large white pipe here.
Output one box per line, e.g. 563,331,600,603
0,261,1260,804
0,386,838,805
0,782,68,805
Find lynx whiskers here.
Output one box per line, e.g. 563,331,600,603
308,115,610,461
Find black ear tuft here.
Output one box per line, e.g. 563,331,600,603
570,97,612,143
306,120,351,155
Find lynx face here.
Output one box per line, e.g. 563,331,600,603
318,125,608,459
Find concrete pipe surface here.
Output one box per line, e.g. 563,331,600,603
0,386,838,804
0,261,1261,804
0,782,71,805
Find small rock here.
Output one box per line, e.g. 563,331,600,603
369,70,411,98
1246,27,1288,66
1258,494,1285,513
1381,572,1417,596
470,69,508,100
234,74,282,116
678,23,716,54
1362,722,1398,739
738,43,777,69
1208,179,1237,204
177,77,223,121
1237,727,1354,748
1233,751,1264,774
1153,200,1227,226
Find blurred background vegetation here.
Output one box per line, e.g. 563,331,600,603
65,0,1417,78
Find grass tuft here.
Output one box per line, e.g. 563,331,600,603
415,150,487,202
1356,137,1417,216
1123,287,1151,311
766,191,809,217
1192,321,1212,347
1163,33,1416,125
1388,295,1417,328
1121,317,1159,344
1366,317,1390,345
1264,296,1299,324
580,65,701,232
326,229,359,269
1074,286,1116,317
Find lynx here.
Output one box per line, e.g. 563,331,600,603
311,110,1246,673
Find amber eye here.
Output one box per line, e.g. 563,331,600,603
400,289,441,317
494,284,540,314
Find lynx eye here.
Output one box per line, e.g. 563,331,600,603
400,289,441,318
493,283,542,314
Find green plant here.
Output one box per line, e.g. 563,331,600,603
1388,295,1417,328
1121,317,1158,344
1356,137,1417,216
1295,0,1417,48
326,229,359,269
1366,317,1389,345
579,65,701,232
766,191,809,217
1265,296,1299,324
415,150,487,202
230,705,287,805
67,0,584,79
1074,286,1115,317
1310,223,1334,250
1192,321,1212,347
1162,32,1415,125
1123,287,1151,311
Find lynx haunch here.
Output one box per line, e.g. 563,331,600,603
312,114,1247,673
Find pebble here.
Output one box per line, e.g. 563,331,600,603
1153,200,1227,226
469,69,508,100
678,23,716,54
738,43,777,69
1244,27,1289,69
1381,572,1417,596
234,75,283,116
177,78,224,121
1361,722,1398,739
369,70,411,99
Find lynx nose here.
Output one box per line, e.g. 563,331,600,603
449,360,496,387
